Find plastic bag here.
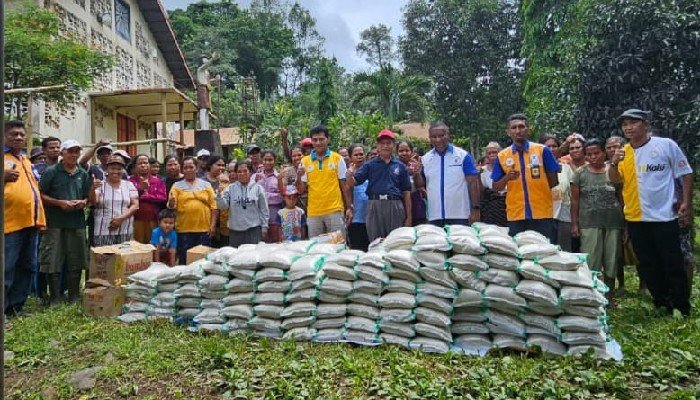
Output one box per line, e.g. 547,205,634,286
347,304,380,320
418,267,457,289
415,251,447,269
517,243,559,260
193,308,225,324
379,292,417,309
383,227,416,250
384,250,420,273
560,286,607,308
288,255,325,281
482,254,519,272
537,252,585,271
255,281,291,293
325,250,363,267
447,254,489,271
414,323,452,343
346,316,379,333
281,302,317,318
478,268,519,287
517,260,560,288
253,292,286,306
128,263,170,288
480,235,518,257
483,284,527,311
322,262,357,281
355,264,390,284
201,260,229,277
416,282,458,299
449,269,487,291
347,291,379,307
415,307,451,329
416,294,452,314
353,279,384,295
515,280,559,308
221,305,254,320
492,334,526,350
557,316,606,333
258,250,298,270
451,322,490,335
514,230,550,246
283,327,316,341
253,304,283,319
383,279,416,295
281,316,315,330
379,308,415,323
408,337,450,354
527,334,567,355
226,279,254,294
453,289,485,309
380,322,416,338
312,317,346,330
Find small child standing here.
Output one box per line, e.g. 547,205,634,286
151,209,178,266
277,185,305,242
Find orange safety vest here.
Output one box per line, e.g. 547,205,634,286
497,142,553,221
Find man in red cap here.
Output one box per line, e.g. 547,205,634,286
347,129,412,241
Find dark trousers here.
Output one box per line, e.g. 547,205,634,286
229,226,262,248
177,232,212,264
348,223,369,252
627,221,690,315
508,218,556,244
5,227,38,314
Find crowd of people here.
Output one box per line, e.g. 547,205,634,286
2,108,695,319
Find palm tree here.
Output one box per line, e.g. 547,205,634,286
353,66,432,123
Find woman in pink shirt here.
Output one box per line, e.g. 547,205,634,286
256,150,282,242
129,154,167,244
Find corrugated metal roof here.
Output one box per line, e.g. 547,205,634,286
135,0,194,90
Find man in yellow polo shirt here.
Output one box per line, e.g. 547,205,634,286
296,125,353,239
4,120,46,316
492,114,560,241
609,109,692,316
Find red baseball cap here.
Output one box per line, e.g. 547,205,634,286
376,129,396,141
301,138,313,147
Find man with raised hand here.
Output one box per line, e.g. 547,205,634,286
296,125,352,239
491,114,560,241
3,120,46,316
347,129,412,241
608,109,692,317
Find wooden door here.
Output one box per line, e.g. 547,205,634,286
117,113,137,155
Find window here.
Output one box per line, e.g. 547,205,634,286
115,0,130,41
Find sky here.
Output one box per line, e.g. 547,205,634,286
161,0,406,72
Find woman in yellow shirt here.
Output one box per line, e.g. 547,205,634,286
167,156,218,264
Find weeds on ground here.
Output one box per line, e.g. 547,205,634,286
4,270,700,399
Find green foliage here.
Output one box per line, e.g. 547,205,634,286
401,0,524,151
522,0,700,162
5,272,700,398
575,0,700,160
316,58,338,124
327,110,393,147
4,3,114,112
353,66,433,124
356,24,396,69
169,1,295,98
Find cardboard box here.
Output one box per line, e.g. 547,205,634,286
83,278,125,317
90,241,155,285
186,245,215,264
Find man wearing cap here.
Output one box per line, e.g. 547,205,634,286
247,144,262,172
29,148,46,180
39,139,95,303
79,138,113,181
4,120,46,316
296,125,353,239
609,109,693,316
492,114,560,240
196,148,210,178
347,129,412,241
420,121,481,227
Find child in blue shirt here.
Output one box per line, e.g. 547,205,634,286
277,186,306,242
151,209,178,266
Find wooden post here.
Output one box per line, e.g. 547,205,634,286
90,98,97,147
26,93,33,152
160,92,168,160
178,103,185,145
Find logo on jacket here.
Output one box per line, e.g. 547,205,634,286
640,163,666,173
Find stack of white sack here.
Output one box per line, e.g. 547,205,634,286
115,224,617,360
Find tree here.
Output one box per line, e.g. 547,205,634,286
169,1,295,98
4,4,113,113
282,2,324,96
353,66,432,124
574,0,700,160
401,0,524,152
356,24,396,69
316,58,337,124
520,0,588,136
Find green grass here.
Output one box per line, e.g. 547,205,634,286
4,270,700,400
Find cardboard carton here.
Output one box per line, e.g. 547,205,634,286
186,245,215,264
90,241,155,285
83,278,125,317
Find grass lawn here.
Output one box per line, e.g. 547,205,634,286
3,270,700,400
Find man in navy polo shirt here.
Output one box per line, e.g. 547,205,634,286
421,121,480,227
347,129,412,241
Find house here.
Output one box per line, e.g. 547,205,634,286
13,0,199,159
